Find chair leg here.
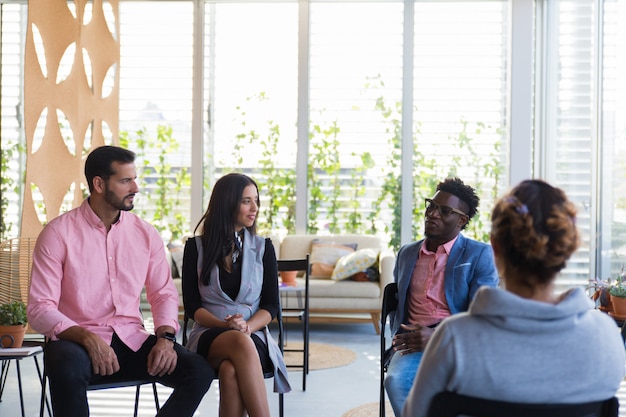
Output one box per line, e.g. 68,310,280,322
16,360,26,417
152,382,160,411
39,371,47,417
0,360,9,401
133,385,141,417
33,357,52,417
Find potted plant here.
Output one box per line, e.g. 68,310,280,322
587,276,614,313
0,300,28,348
608,279,626,318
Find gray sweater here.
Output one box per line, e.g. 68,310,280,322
403,286,625,417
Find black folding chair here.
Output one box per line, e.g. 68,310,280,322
379,282,398,417
39,360,160,417
426,391,618,417
277,256,310,391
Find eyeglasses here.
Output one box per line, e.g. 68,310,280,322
425,198,467,217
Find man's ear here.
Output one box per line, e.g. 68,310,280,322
458,215,468,229
92,176,105,194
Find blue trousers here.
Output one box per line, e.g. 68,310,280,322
384,350,423,417
44,333,214,417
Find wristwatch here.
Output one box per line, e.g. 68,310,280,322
160,332,177,344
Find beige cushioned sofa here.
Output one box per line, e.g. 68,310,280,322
272,234,395,334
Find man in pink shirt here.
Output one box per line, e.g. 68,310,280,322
27,146,214,417
383,177,499,416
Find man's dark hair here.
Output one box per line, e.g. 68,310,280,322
84,146,136,192
437,177,479,222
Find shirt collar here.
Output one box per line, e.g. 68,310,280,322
421,234,460,255
80,198,124,229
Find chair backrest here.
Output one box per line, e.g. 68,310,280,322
379,282,398,417
380,282,398,365
426,391,619,417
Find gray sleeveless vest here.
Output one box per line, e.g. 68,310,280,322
186,230,291,393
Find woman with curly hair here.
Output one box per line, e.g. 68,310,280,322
403,179,625,417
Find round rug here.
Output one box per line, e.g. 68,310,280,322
343,401,392,417
283,342,356,370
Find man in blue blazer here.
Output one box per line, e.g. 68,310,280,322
384,177,499,416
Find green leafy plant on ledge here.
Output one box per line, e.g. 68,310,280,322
0,300,28,326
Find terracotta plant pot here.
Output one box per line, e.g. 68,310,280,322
0,324,27,348
610,294,626,317
280,270,298,287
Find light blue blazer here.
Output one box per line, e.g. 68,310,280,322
390,233,499,336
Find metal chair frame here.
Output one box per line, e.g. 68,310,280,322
277,255,310,391
379,282,398,417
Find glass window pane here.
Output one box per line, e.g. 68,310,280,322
308,1,404,241
119,1,194,243
203,2,298,236
543,0,596,287
413,1,509,247
599,0,626,279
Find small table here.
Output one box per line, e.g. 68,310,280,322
0,344,51,417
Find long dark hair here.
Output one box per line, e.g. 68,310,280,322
193,173,259,285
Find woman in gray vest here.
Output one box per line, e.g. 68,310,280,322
182,173,290,417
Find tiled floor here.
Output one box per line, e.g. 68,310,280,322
2,321,626,417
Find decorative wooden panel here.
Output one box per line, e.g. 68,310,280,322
22,0,119,237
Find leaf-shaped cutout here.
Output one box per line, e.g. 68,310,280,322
83,1,93,26
83,122,93,156
61,182,76,214
31,23,47,79
79,181,89,200
32,107,47,154
101,63,116,98
66,1,77,19
101,120,113,146
103,1,117,41
82,48,93,90
57,108,75,156
56,42,76,84
30,182,48,226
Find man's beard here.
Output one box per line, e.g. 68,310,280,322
104,188,134,211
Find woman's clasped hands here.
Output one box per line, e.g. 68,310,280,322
225,313,251,335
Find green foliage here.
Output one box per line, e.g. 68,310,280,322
308,118,342,234
1,142,24,241
0,301,27,326
369,79,504,252
609,283,626,298
345,152,375,233
120,125,190,242
233,93,297,235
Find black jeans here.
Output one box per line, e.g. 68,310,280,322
44,333,214,417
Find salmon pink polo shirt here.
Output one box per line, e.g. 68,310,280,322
27,199,180,351
407,235,459,327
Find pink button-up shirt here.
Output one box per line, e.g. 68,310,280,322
27,199,180,351
406,236,458,327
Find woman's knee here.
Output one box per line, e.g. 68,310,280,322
213,331,257,358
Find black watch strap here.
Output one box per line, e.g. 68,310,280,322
160,332,177,343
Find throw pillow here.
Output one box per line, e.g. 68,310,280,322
310,240,357,278
331,248,379,281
